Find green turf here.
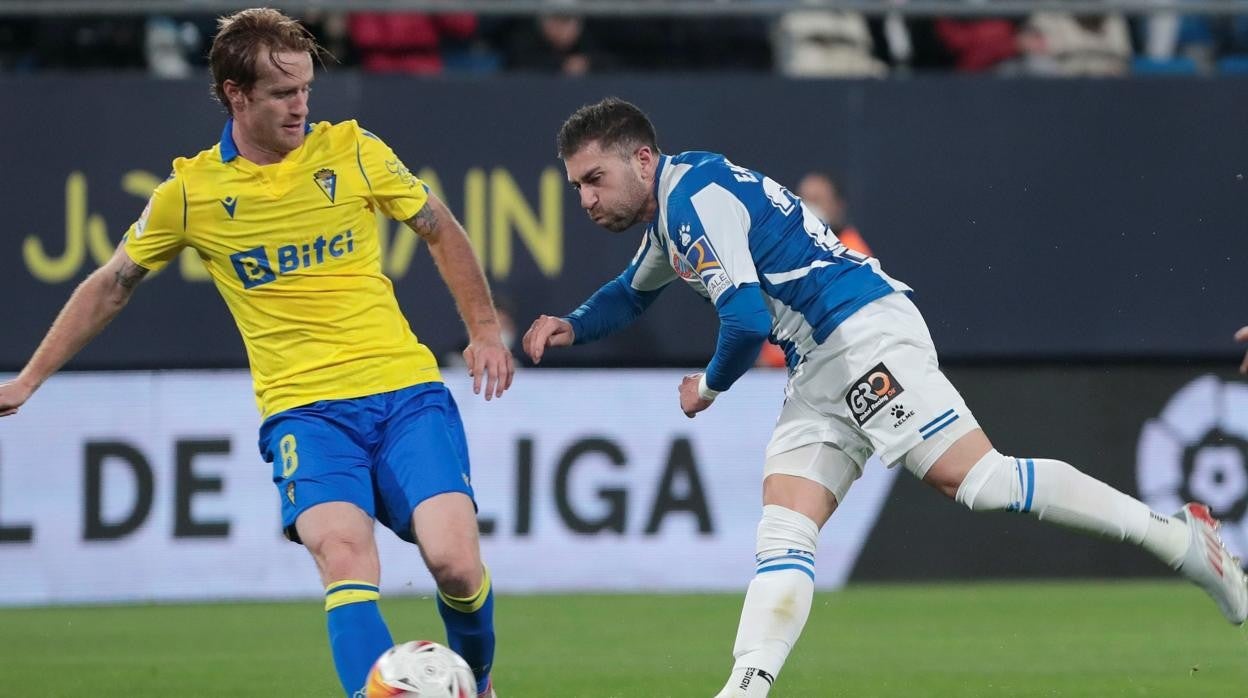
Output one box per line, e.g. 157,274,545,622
2,581,1245,696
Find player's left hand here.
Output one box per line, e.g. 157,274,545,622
679,373,714,418
1236,326,1248,374
463,336,514,401
0,378,34,418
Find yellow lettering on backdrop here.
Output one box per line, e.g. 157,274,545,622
489,168,562,280
25,167,564,284
463,168,487,262
23,172,96,283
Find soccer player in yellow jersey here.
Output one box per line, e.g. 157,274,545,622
0,9,507,698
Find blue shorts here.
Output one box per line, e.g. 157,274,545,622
258,382,475,544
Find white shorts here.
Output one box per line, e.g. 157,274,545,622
764,293,979,495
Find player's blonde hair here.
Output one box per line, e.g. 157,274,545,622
209,8,326,115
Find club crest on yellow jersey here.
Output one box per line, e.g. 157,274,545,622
313,168,337,203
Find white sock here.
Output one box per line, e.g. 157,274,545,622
715,505,818,698
956,450,1189,567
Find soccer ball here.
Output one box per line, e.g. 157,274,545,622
364,640,477,698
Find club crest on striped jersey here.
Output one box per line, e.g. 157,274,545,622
681,233,732,299
846,362,904,426
313,168,337,203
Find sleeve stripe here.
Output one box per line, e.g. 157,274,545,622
356,139,374,193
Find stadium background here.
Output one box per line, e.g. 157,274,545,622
1,1,1247,695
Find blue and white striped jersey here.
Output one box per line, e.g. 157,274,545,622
566,151,910,392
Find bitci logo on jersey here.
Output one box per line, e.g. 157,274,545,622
229,230,357,289
846,363,904,426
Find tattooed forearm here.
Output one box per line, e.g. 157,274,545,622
114,260,149,290
406,204,440,241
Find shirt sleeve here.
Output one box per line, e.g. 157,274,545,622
353,121,430,222
123,171,187,272
669,182,771,392
564,230,676,344
668,182,760,306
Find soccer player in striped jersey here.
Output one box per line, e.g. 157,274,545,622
522,97,1248,697
0,9,505,698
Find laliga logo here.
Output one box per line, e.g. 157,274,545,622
1137,375,1248,559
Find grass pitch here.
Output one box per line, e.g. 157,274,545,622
2,580,1245,697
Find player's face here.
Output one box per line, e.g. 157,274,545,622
564,140,656,233
234,49,313,157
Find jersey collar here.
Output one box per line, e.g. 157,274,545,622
218,119,314,163
652,154,670,199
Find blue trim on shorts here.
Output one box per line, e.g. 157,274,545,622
920,413,959,440
919,409,955,433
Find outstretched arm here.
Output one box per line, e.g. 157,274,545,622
0,244,148,417
522,273,666,364
406,193,513,400
523,232,672,364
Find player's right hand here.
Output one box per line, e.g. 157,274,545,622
522,315,575,365
0,379,33,417
1236,326,1248,374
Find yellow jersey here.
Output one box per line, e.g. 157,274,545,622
124,120,441,418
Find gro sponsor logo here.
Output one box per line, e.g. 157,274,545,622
846,362,904,426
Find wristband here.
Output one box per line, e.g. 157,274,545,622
697,373,720,401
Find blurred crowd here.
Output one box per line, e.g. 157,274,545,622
2,6,1247,77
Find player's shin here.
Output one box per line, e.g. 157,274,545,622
955,449,1188,566
324,580,395,697
716,505,819,698
436,565,496,696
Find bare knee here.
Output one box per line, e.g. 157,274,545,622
296,502,380,585
762,473,838,528
919,429,993,499
308,534,380,584
424,546,483,597
412,492,485,597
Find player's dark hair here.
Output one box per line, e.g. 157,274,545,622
209,8,328,115
557,97,660,160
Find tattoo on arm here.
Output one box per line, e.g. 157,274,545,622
406,204,440,241
114,259,149,290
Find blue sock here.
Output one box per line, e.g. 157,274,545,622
325,580,394,697
436,567,496,695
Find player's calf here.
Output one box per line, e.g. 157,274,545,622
716,504,819,698
949,449,1189,568
436,565,496,697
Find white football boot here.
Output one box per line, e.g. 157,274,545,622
1175,503,1248,625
